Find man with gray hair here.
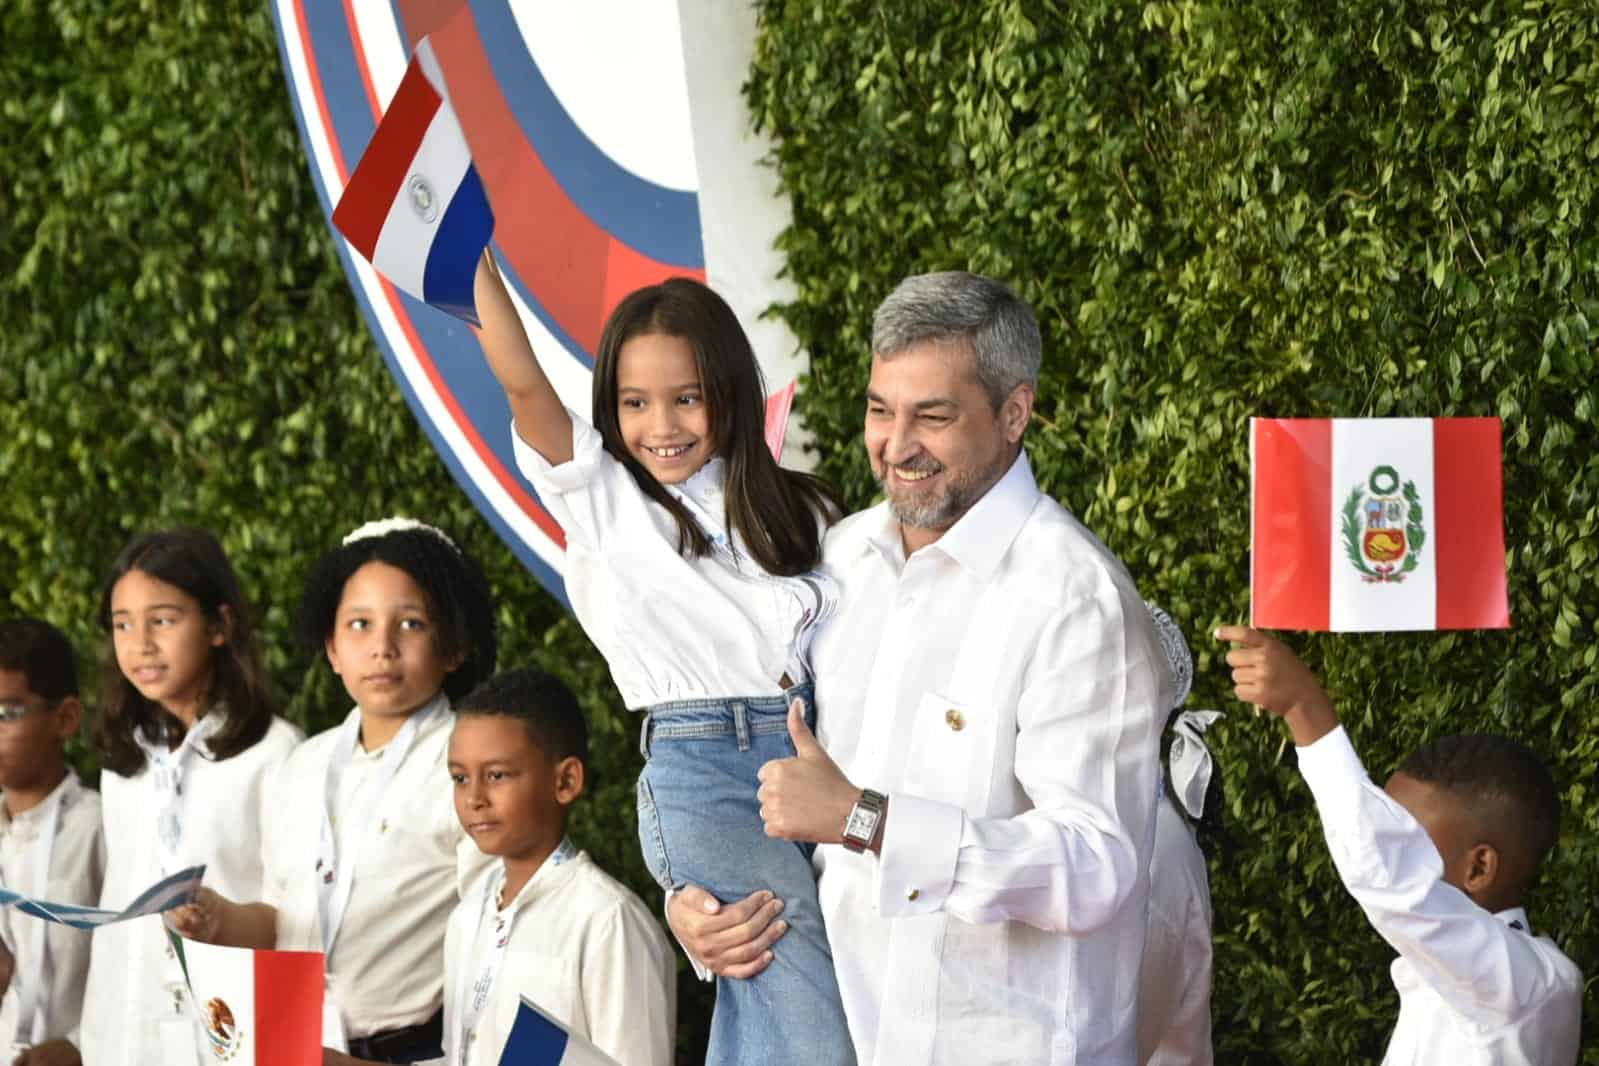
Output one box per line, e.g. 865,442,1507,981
670,271,1171,1065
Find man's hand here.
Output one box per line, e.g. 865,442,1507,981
13,1039,81,1066
0,939,13,999
665,885,788,979
1216,626,1339,746
167,887,226,943
757,700,859,844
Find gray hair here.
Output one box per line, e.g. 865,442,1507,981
871,271,1042,407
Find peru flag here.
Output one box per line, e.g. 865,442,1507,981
332,36,492,325
173,935,323,1066
1251,418,1509,632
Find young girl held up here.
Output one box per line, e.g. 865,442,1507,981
171,518,497,1064
79,529,303,1066
472,253,854,1066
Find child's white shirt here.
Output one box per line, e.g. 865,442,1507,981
261,695,491,1039
1136,789,1213,1066
433,850,675,1066
1296,726,1582,1066
79,715,302,1066
513,413,836,708
0,772,104,1054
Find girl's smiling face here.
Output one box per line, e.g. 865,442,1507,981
615,332,714,485
109,569,223,722
325,561,458,722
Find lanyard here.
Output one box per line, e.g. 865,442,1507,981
454,839,578,1066
316,695,443,959
133,712,222,877
1,773,76,1048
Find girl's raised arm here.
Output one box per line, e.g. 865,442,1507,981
472,249,574,465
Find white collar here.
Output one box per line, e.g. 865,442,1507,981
864,450,1041,577
0,771,78,834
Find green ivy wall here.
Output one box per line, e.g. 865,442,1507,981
2,0,1594,1061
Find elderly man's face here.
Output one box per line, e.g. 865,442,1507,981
864,340,1030,548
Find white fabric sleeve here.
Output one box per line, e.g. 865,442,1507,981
660,888,713,982
510,411,631,550
1296,727,1572,1026
579,903,676,1066
877,592,1163,933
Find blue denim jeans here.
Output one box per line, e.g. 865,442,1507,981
637,685,856,1066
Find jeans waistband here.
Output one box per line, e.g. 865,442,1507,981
641,682,815,757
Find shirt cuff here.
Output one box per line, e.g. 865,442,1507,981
876,793,963,916
1294,725,1372,807
509,409,601,494
662,887,714,982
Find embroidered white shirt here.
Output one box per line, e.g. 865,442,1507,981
1136,790,1213,1066
262,701,491,1038
810,451,1172,1066
0,773,104,1051
512,412,835,708
79,716,302,1066
436,852,675,1066
1295,727,1582,1066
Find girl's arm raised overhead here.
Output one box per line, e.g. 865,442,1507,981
472,249,574,465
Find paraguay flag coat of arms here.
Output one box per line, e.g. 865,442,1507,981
1250,417,1510,632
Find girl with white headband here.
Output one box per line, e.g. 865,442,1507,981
171,518,497,1063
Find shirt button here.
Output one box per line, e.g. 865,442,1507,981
907,888,920,901
945,709,965,731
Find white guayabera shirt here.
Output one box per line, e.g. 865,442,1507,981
811,452,1173,1066
1296,727,1582,1066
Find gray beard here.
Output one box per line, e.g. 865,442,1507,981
879,449,1010,531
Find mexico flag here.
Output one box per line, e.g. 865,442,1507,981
172,934,323,1066
1251,417,1509,632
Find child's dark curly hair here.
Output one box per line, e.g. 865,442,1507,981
296,523,497,702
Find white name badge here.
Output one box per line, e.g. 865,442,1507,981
321,982,348,1053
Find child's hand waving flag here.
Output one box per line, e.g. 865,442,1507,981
1250,417,1509,632
333,33,493,326
498,996,619,1066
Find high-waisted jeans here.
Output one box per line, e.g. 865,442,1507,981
636,684,856,1066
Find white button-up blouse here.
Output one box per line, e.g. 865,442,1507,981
512,412,835,708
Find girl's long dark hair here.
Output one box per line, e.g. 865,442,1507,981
592,278,842,575
94,529,275,777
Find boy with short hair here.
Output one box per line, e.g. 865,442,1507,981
1218,625,1581,1065
0,618,106,1066
332,666,675,1066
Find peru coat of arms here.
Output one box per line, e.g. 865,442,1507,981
1341,464,1426,582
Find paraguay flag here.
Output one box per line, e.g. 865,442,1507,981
498,996,619,1066
1251,417,1509,632
332,35,492,326
172,934,324,1066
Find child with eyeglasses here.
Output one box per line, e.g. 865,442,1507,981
0,617,106,1066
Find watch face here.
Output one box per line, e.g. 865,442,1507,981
845,807,880,842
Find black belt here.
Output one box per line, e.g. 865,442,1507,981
345,1009,444,1062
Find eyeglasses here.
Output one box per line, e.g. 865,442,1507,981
0,700,55,724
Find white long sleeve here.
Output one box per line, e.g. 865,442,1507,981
1295,727,1581,1065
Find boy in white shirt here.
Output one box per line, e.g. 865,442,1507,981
332,666,675,1066
0,618,106,1066
1219,626,1581,1066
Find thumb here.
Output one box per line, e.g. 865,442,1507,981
1214,624,1265,647
788,698,822,756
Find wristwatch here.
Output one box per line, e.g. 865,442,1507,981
841,788,887,853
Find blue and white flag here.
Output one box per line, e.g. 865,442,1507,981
498,996,617,1066
0,865,204,929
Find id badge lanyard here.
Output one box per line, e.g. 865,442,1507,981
453,840,577,1066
